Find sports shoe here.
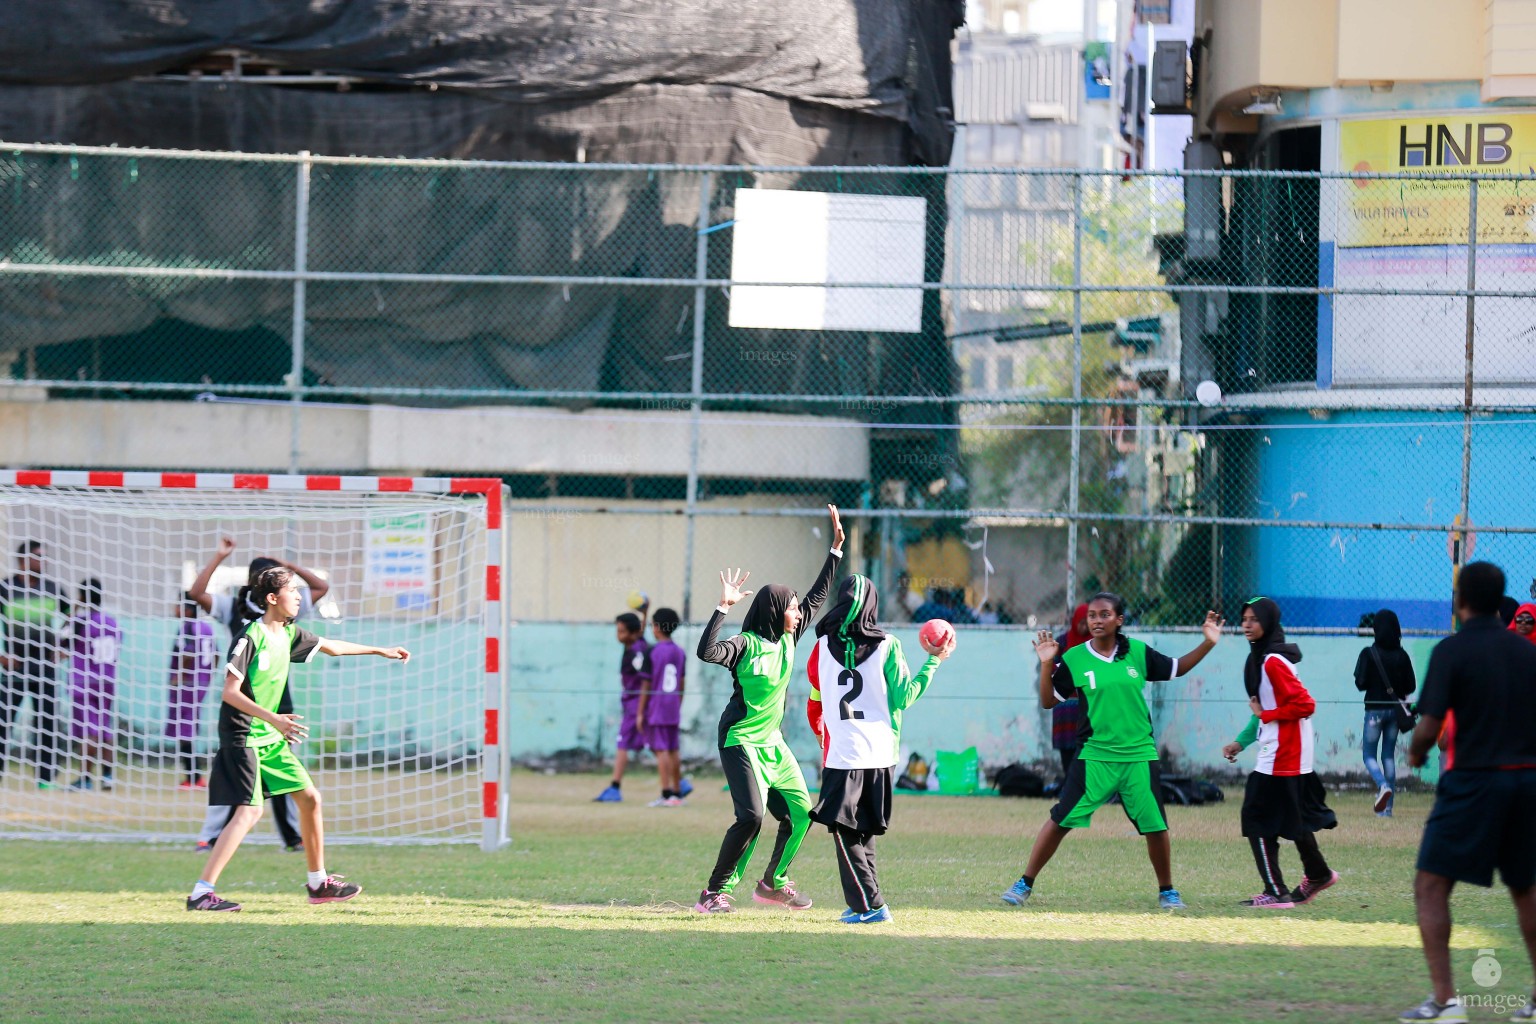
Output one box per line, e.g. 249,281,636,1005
187,891,241,912
753,879,812,910
1158,888,1187,910
1374,786,1393,814
664,796,684,807
839,905,892,924
194,840,212,852
284,843,305,853
178,780,198,791
678,778,694,798
1001,878,1032,906
693,890,733,914
1510,1002,1534,1022
100,776,114,792
1291,869,1340,905
36,780,54,790
67,776,93,792
306,875,362,904
1240,892,1295,909
195,778,208,789
646,796,670,807
1398,996,1468,1022
593,784,622,802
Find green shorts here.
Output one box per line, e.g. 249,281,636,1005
208,742,314,808
1050,758,1168,834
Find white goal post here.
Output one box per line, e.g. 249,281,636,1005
0,471,510,850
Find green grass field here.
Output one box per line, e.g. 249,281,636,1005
2,772,1531,1023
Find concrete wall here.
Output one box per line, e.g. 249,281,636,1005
79,618,1433,783
1336,0,1482,83
0,396,867,480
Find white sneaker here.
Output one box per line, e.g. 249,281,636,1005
1374,786,1393,814
646,796,670,807
1399,996,1467,1022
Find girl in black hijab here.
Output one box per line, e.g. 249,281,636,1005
1223,597,1338,909
806,574,952,922
1354,608,1417,816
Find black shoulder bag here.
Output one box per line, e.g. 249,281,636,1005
1368,646,1417,733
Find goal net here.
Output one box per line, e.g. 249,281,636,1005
0,472,508,848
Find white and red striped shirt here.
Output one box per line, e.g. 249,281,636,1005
1253,654,1316,777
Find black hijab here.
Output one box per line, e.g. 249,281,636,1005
739,584,797,643
816,574,887,668
1371,608,1402,650
1243,596,1303,698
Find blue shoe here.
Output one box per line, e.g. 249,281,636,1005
1001,878,1032,906
593,784,622,803
679,778,694,798
839,905,892,924
1159,888,1186,910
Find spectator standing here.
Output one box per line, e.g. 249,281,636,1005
1355,608,1417,817
0,541,70,788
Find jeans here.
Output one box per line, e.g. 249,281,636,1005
1362,708,1399,797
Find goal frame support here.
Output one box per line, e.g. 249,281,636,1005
0,470,511,851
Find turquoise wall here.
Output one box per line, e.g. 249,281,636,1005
506,624,1438,782
66,618,1434,783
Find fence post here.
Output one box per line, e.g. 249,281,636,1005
1065,172,1084,618
682,171,714,622
1454,177,1478,619
288,151,312,475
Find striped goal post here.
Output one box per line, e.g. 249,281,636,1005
0,471,509,850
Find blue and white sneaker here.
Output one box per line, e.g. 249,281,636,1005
1001,878,1032,906
839,905,892,924
1398,996,1468,1022
679,777,694,798
593,784,622,803
1158,888,1187,910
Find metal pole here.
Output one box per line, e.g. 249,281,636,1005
682,172,714,622
1454,178,1478,624
288,151,311,475
1065,173,1084,617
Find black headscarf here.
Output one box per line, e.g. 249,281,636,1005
1243,596,1303,698
1371,608,1402,650
816,574,887,669
739,584,797,643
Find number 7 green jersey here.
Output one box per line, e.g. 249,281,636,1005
1053,638,1176,762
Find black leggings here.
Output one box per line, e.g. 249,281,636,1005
0,674,60,784
831,826,883,912
706,745,799,894
1249,832,1330,898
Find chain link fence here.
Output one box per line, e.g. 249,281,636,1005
3,142,1534,633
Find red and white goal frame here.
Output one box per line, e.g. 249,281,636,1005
0,470,510,851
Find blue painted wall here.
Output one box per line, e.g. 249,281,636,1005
1249,410,1536,629
64,618,1438,784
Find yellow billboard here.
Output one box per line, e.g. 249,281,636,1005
1338,115,1536,247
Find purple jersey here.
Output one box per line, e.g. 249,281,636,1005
165,618,218,738
645,639,686,726
619,640,651,707
70,610,121,741
71,610,121,695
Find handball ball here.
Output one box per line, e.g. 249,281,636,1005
919,618,956,650
627,590,649,609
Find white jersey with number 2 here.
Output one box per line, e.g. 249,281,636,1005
810,636,897,770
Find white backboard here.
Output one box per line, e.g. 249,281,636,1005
727,189,927,333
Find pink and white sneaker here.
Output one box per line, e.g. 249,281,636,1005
1291,869,1340,905
693,890,734,914
306,875,362,904
1240,892,1295,909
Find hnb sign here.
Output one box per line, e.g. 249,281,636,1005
1398,122,1513,167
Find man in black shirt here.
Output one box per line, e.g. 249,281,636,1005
1399,562,1536,1023
0,541,71,788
